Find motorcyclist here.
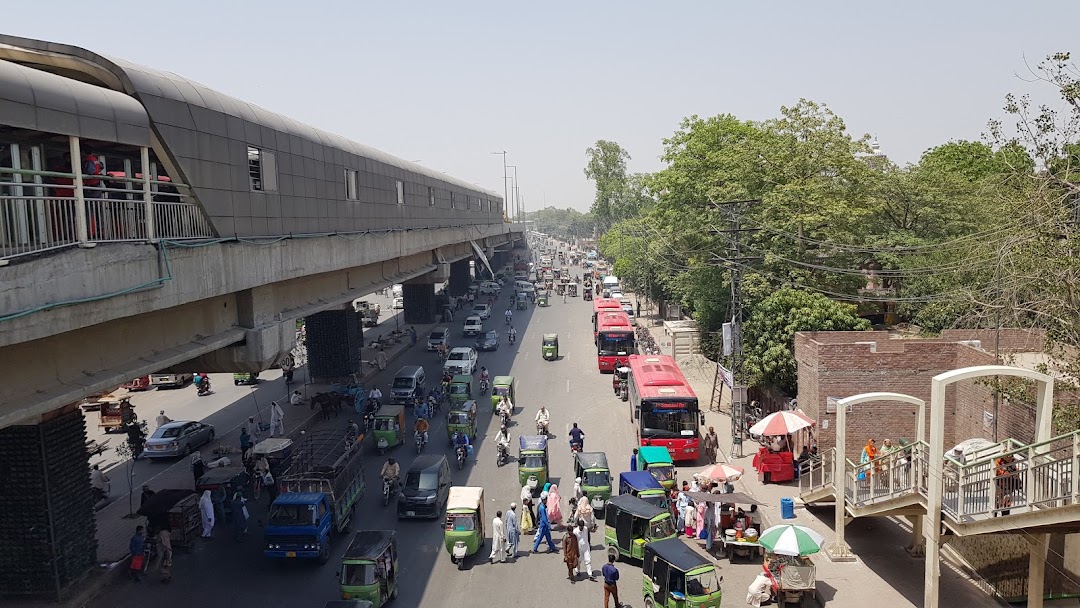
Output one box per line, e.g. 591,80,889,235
479,367,490,383
345,419,360,446
453,430,471,462
508,326,518,343
155,410,172,428
535,405,550,435
497,396,513,422
414,416,430,446
90,464,110,500
504,308,513,324
494,424,511,459
569,422,585,451
438,341,449,361
368,386,383,408
380,457,400,489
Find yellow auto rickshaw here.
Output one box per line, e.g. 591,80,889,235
98,397,137,433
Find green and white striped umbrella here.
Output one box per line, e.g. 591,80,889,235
757,524,825,557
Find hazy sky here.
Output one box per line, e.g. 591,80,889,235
7,1,1079,211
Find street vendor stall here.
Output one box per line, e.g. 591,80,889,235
685,491,765,562
750,411,815,484
757,524,823,607
137,488,200,549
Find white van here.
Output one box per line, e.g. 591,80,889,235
602,276,620,289
514,280,536,295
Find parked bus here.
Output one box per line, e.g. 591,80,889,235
596,311,635,373
592,297,624,340
626,354,702,463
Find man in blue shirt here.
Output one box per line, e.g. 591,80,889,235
531,491,558,553
128,526,146,582
602,553,622,608
569,423,585,451
630,448,639,472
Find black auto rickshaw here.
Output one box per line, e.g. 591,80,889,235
568,283,578,297
339,530,398,607
642,538,723,607
583,288,593,301
604,494,677,561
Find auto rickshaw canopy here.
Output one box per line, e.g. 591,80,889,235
638,445,674,466
342,530,397,562
519,435,548,452
606,493,667,520
373,404,406,420
447,486,484,512
575,451,609,472
619,471,665,494
252,437,293,458
644,537,714,573
542,333,559,347
492,376,515,396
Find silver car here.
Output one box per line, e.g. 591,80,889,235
143,420,216,459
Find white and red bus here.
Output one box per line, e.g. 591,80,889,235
591,297,624,340
627,354,702,462
596,311,635,372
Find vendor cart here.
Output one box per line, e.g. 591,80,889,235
98,397,138,433
685,491,766,562
137,488,200,549
765,552,816,607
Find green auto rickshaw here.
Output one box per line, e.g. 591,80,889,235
233,372,259,385
372,405,405,454
574,451,612,512
604,494,677,562
642,538,723,607
542,333,559,361
518,435,549,495
516,292,529,310
339,530,398,606
638,446,677,491
491,376,516,412
537,290,549,307
444,486,485,570
449,375,474,408
446,400,477,444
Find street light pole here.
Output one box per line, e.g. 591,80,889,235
507,165,519,223
491,151,508,221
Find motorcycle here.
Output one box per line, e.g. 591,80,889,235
536,420,549,436
196,379,212,397
415,431,426,454
508,332,517,345
500,410,511,428
455,445,468,470
496,442,509,467
382,476,397,506
570,439,583,453
480,379,490,394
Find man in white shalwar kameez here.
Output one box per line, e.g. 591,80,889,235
198,490,215,538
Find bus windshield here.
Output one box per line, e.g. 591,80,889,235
640,407,698,440
598,334,634,356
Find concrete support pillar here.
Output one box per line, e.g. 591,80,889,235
1028,534,1049,608
306,309,362,381
906,514,926,557
0,409,97,599
447,259,471,296
402,282,436,324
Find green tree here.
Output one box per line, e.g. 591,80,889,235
743,288,871,395
584,140,648,231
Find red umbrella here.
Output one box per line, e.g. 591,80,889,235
748,410,814,436
694,463,745,482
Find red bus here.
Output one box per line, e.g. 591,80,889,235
627,354,702,462
596,311,635,372
592,297,624,339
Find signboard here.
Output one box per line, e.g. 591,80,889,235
824,397,852,414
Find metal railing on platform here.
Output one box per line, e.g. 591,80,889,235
798,447,834,496
0,166,214,260
845,441,929,506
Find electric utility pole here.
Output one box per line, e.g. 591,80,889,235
706,199,759,458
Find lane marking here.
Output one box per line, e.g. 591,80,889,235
566,379,570,393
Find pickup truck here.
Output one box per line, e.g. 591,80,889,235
150,373,193,388
352,300,380,327
264,432,365,564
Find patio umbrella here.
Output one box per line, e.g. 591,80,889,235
748,410,814,437
693,463,745,483
757,524,825,557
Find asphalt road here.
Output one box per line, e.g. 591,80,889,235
91,268,761,608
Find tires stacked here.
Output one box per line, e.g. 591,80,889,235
0,410,97,597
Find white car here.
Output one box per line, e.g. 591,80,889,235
393,297,404,309
427,327,449,351
444,347,478,375
477,281,501,296
610,292,625,301
463,316,484,336
471,303,491,319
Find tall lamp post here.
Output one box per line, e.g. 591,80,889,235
507,165,519,223
491,151,509,221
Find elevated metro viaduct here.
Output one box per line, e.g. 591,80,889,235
0,35,522,599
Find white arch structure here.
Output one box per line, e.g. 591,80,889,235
829,392,926,561
925,365,1054,608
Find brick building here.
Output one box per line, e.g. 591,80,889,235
794,328,1045,464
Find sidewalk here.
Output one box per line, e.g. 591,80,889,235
634,297,997,608
20,323,436,608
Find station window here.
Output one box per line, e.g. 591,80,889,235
396,180,405,205
429,186,436,207
248,146,277,192
450,192,456,209
345,169,358,200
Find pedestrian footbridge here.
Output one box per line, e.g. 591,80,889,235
799,431,1080,536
